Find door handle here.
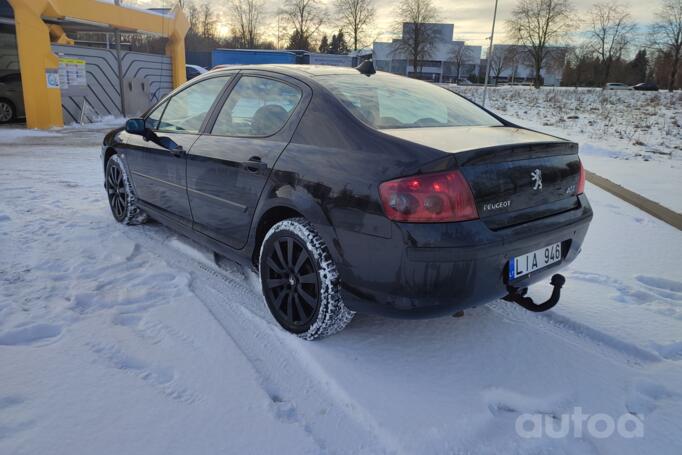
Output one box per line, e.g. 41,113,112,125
244,156,267,173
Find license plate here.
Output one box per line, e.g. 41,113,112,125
509,242,562,280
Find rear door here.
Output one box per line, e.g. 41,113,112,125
187,72,310,249
124,76,231,223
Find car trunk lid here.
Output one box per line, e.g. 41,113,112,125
381,126,582,230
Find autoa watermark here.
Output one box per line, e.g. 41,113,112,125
515,407,644,439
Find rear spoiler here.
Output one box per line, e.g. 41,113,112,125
418,141,579,171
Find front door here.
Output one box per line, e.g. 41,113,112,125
123,76,232,223
187,73,309,249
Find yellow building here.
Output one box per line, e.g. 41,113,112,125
1,0,188,129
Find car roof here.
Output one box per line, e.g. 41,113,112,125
210,64,362,79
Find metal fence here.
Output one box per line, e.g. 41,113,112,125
52,44,173,124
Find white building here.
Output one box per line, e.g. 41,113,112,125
486,44,567,86
373,23,481,83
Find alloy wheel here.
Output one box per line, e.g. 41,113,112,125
0,101,13,122
106,162,127,220
264,236,320,328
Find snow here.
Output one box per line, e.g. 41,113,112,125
451,86,682,213
1,126,682,454
0,128,61,142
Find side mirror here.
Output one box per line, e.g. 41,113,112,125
125,118,146,136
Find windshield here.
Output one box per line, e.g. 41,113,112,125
317,73,502,130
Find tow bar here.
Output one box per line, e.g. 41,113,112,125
503,274,566,312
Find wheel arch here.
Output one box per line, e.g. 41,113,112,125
250,182,339,269
103,147,117,172
252,205,304,268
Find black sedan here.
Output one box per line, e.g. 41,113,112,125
102,64,592,339
633,82,659,91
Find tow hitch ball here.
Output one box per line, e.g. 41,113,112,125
503,274,566,312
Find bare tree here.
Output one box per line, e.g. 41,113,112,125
587,2,636,85
229,0,265,48
273,8,290,49
488,46,515,84
544,46,569,84
506,45,527,83
651,0,682,91
394,0,440,77
507,0,574,88
335,0,376,51
449,44,472,81
199,2,217,40
283,0,326,51
182,0,201,36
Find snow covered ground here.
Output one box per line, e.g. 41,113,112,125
1,125,682,454
452,86,682,213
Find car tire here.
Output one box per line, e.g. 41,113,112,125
0,99,15,123
105,154,148,225
259,218,355,340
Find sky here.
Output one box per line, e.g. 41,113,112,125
125,0,659,48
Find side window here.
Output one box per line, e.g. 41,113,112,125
157,76,230,133
211,76,302,137
145,101,166,130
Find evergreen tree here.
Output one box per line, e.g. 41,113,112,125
287,29,312,50
319,35,330,53
627,50,649,83
329,29,350,54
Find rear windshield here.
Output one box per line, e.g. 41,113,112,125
317,73,502,130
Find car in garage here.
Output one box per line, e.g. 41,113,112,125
0,72,23,123
101,64,593,339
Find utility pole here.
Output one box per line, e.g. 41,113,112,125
114,0,126,117
481,0,499,108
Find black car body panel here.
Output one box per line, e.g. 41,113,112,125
102,65,593,319
633,82,658,91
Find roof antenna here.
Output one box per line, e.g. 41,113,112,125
355,59,376,76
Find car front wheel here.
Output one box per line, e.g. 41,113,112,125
105,154,148,225
259,218,354,340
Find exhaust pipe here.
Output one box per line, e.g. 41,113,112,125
503,274,566,312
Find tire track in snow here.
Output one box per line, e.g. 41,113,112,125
124,222,663,453
122,224,406,455
489,301,662,366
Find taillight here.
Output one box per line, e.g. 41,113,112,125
577,160,586,195
379,170,479,222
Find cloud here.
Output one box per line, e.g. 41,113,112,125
125,0,659,47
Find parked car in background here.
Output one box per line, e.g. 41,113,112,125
633,82,659,91
185,64,208,81
605,82,633,91
0,72,24,123
101,65,592,339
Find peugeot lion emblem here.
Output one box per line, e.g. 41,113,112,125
531,169,543,190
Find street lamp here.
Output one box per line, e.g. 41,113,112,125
481,0,499,108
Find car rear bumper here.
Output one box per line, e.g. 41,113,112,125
326,195,593,319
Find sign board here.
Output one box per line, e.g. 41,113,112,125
45,69,60,89
58,58,87,90
309,53,353,67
